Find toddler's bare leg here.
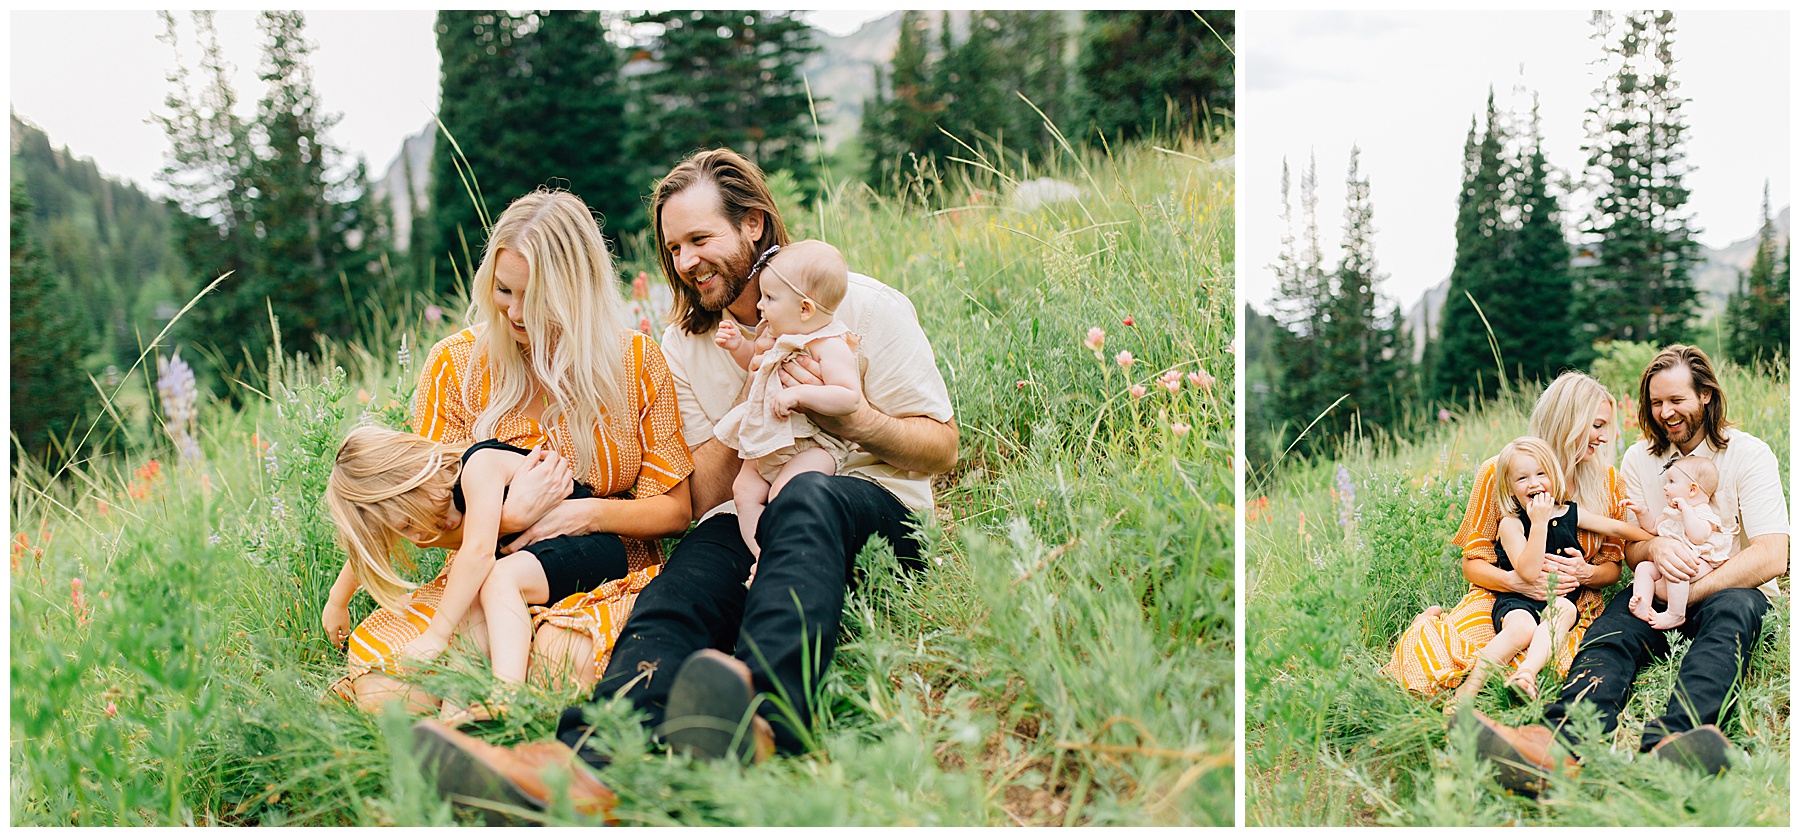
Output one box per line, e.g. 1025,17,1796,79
768,446,840,499
479,552,551,684
1455,611,1536,702
1509,599,1577,700
733,459,773,560
1629,561,1661,622
530,624,597,692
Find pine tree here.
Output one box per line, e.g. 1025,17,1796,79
628,11,820,192
430,11,632,296
860,11,940,192
1074,11,1233,144
1503,99,1574,385
1433,93,1510,402
10,184,95,466
1724,183,1789,366
1317,146,1409,436
1572,10,1701,357
1269,155,1334,455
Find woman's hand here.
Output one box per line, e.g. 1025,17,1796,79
501,498,597,554
1505,569,1551,601
321,600,351,649
1542,547,1585,596
498,446,574,533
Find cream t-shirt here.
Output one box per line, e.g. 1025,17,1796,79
661,271,955,518
1620,428,1789,600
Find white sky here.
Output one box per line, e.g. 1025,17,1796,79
8,9,892,193
1240,10,1791,312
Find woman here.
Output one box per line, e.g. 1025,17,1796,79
331,189,693,711
1384,372,1628,697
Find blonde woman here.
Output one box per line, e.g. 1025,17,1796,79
328,189,693,712
1384,372,1631,697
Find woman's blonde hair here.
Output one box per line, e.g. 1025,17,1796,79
1494,436,1565,516
466,189,628,479
325,426,466,611
1527,371,1614,514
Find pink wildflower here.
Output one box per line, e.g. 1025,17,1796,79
71,578,90,625
1171,421,1191,436
1115,350,1135,370
1083,327,1106,354
1159,369,1182,394
1189,369,1215,391
1122,316,1136,327
633,272,651,300
105,701,117,718
1129,384,1148,400
424,304,444,324
1438,408,1452,423
1016,380,1030,390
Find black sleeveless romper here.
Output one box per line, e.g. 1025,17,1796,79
1490,501,1584,632
452,439,630,604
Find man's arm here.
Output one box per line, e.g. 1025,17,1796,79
1689,533,1788,604
778,354,958,474
686,438,741,518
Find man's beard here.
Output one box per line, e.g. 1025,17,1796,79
695,238,758,312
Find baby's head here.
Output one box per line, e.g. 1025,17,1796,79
325,426,466,610
1662,455,1719,505
1495,436,1565,516
755,239,847,336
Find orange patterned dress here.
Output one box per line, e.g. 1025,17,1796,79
1381,458,1627,696
331,326,692,699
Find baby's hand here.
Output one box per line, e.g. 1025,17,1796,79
771,389,802,419
1668,496,1686,511
1622,497,1644,517
715,321,744,351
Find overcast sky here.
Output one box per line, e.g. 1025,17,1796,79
1239,10,1790,312
9,9,891,193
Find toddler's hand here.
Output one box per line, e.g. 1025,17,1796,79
1525,490,1556,523
400,632,449,667
321,601,351,649
771,389,801,419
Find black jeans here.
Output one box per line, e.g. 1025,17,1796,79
1544,585,1769,752
557,472,922,760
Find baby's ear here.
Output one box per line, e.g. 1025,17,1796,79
798,299,816,319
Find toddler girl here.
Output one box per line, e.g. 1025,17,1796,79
1454,436,1651,702
712,240,863,579
1628,455,1734,629
321,426,627,691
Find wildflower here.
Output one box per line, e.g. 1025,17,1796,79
1227,338,1239,355
97,500,111,518
1122,316,1136,327
128,482,151,501
632,272,651,300
424,304,444,324
1083,327,1106,356
135,460,162,482
1335,463,1357,530
71,578,90,625
105,701,117,719
639,317,653,335
156,351,202,461
1189,369,1215,391
1171,421,1191,436
271,497,287,521
1299,511,1311,543
1159,369,1182,394
208,530,222,547
357,389,372,405
396,333,411,373
1115,350,1135,370
1247,495,1270,522
1016,380,1030,390
1129,384,1148,400
1437,408,1452,423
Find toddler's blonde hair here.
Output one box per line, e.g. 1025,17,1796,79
1494,436,1565,517
325,425,467,611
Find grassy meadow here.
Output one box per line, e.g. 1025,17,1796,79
1245,353,1790,826
10,132,1234,825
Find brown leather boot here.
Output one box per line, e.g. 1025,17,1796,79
412,719,617,825
1649,725,1732,776
659,649,774,763
1452,709,1575,794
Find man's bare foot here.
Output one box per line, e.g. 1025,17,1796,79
1505,669,1539,701
1645,610,1686,630
1629,593,1654,622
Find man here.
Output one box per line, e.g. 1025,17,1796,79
1461,345,1788,791
412,148,957,819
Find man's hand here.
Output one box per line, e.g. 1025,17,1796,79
498,447,574,534
1646,536,1703,583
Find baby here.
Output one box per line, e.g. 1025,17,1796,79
712,240,863,580
1629,455,1735,629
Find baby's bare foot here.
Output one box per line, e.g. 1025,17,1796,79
1645,610,1686,631
1629,593,1653,622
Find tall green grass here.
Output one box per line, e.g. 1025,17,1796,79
1246,359,1789,826
10,132,1234,825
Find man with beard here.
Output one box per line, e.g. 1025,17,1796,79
412,149,956,820
1458,345,1788,791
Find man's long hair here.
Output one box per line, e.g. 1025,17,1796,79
651,148,790,335
1637,344,1731,457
